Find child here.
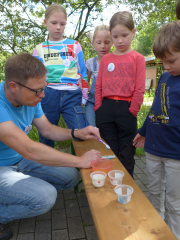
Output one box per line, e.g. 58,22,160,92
85,25,112,127
95,11,146,177
33,4,89,148
133,20,180,240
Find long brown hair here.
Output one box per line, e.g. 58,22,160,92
110,11,134,32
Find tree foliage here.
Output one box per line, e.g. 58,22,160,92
0,0,46,54
1,0,178,59
0,0,118,55
128,0,178,56
127,0,177,23
131,20,160,56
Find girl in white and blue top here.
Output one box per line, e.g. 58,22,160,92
85,25,112,127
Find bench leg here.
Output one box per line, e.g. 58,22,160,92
71,141,76,155
71,141,84,192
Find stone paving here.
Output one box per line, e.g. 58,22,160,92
10,155,151,240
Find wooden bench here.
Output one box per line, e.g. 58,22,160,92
72,138,176,240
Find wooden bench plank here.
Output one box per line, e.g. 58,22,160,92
72,139,176,240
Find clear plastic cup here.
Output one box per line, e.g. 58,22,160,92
91,159,113,174
114,185,134,204
108,170,124,185
90,171,107,187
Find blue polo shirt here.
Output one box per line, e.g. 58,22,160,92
0,82,43,166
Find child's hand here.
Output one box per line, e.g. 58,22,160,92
81,103,84,107
133,133,145,148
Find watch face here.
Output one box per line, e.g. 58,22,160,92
74,129,78,131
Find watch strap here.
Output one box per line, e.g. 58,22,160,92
71,129,83,141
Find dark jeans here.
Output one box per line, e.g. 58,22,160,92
96,98,137,177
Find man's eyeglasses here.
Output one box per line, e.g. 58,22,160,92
14,81,47,96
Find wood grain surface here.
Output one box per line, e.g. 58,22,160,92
72,139,176,240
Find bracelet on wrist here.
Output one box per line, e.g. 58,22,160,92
71,129,83,141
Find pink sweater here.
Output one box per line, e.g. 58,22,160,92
94,51,146,116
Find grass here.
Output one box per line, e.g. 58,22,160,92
135,91,154,156
28,115,71,150
136,104,151,156
28,92,154,156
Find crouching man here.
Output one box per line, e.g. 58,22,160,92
0,53,101,240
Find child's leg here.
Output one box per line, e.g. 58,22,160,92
96,98,136,176
164,158,180,240
146,153,166,219
114,100,137,177
96,99,119,159
39,88,61,148
61,89,89,129
85,101,96,127
118,142,135,177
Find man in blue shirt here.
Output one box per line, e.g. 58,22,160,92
0,53,101,240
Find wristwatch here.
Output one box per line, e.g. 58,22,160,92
71,129,83,141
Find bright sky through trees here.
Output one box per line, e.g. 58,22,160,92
66,1,130,37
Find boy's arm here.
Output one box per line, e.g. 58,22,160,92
129,55,146,117
133,73,163,147
76,41,88,105
133,114,148,148
133,133,145,148
138,73,163,137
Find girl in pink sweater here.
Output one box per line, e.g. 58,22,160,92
95,11,146,177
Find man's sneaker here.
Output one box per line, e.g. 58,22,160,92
0,223,13,240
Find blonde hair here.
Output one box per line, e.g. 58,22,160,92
110,11,134,32
153,20,180,59
93,25,110,40
45,4,67,57
45,4,67,20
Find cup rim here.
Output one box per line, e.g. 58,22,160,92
108,170,124,179
90,159,113,169
114,184,134,196
90,171,107,179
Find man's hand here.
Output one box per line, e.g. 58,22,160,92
75,126,101,140
133,133,145,148
78,149,102,168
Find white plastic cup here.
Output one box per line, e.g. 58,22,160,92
90,171,107,187
114,185,134,204
108,170,124,185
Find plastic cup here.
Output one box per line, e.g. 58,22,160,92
91,159,113,174
90,171,107,187
108,170,124,185
114,185,134,204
